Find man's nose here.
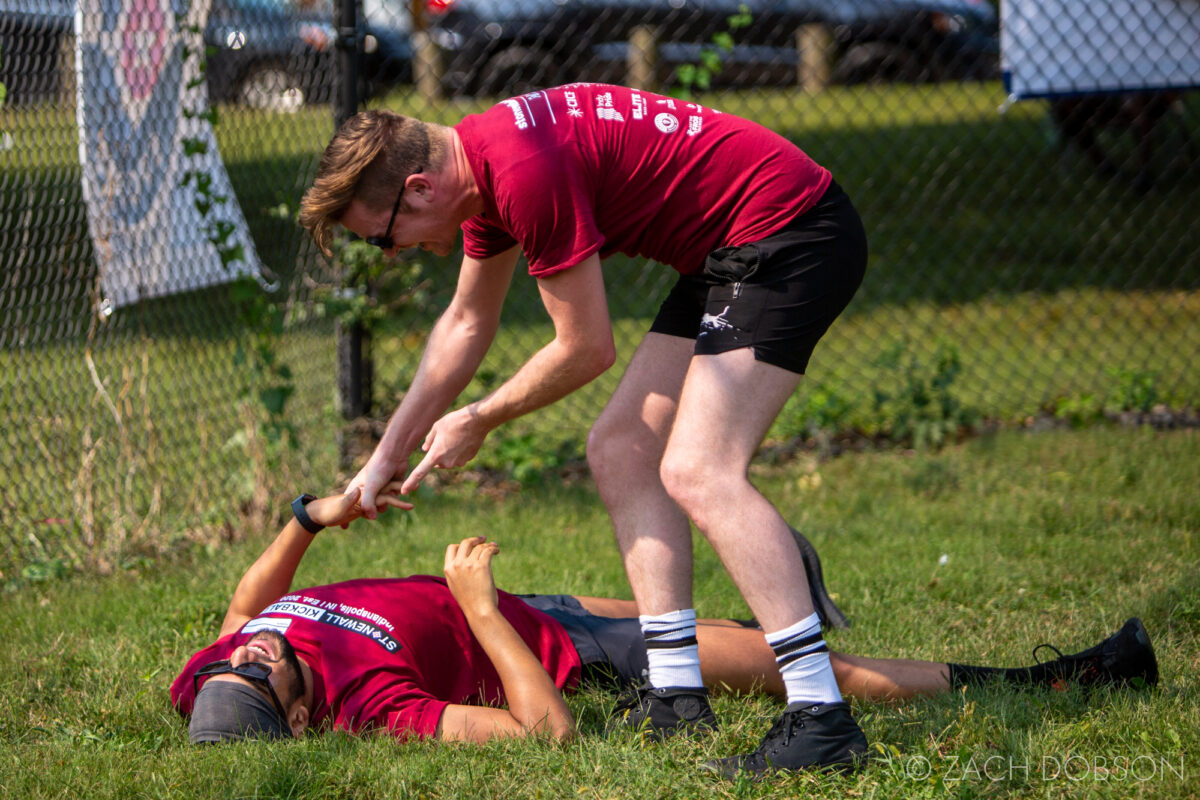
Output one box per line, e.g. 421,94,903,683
229,645,253,666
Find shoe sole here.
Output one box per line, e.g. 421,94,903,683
702,750,869,781
1125,617,1159,687
790,526,850,629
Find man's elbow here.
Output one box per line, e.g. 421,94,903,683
548,720,576,743
577,339,616,380
444,303,501,343
535,715,576,743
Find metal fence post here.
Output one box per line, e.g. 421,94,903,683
335,0,372,468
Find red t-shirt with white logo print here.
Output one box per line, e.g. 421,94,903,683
456,83,831,278
170,577,581,740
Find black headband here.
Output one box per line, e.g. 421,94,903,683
188,681,293,744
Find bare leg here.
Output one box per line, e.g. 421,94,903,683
660,349,814,632
695,624,948,701
572,596,640,618
572,598,950,702
587,333,696,616
831,652,950,701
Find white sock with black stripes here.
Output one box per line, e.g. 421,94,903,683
639,609,704,689
766,612,842,706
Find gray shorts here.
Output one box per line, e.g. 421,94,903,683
518,594,648,688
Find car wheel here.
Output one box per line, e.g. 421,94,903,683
237,64,306,112
833,43,939,85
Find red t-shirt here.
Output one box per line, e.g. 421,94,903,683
170,577,582,740
457,83,831,278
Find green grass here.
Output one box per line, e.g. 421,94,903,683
0,426,1196,798
2,82,1198,574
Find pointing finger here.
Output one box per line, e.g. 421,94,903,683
401,452,435,495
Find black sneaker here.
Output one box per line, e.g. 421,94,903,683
1033,617,1159,690
789,526,850,629
612,683,717,740
704,702,868,780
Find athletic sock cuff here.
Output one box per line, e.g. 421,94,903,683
640,609,699,648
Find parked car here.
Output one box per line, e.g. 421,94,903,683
424,0,999,96
0,0,346,110
361,0,416,95
203,0,337,110
0,0,75,106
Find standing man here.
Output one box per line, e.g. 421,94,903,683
300,83,870,776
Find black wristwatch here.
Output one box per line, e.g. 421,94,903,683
291,493,323,534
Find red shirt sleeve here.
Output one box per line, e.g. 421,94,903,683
462,145,605,277
371,687,449,741
461,213,517,261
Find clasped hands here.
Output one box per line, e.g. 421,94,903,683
346,404,488,519
301,484,413,530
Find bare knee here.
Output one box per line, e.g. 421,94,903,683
660,447,726,527
587,416,661,489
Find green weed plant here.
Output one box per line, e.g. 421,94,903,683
178,15,299,513
673,4,753,97
1107,367,1163,414
869,340,980,449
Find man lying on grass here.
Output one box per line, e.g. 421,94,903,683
172,489,1159,754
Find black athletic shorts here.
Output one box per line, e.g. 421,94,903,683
518,594,647,689
649,180,868,374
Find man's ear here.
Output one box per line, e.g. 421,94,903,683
406,170,436,205
288,701,310,739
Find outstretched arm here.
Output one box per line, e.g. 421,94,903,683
348,247,520,515
436,536,576,743
404,252,615,493
218,487,412,637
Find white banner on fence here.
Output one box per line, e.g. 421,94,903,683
75,0,261,309
1001,0,1200,99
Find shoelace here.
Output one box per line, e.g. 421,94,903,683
1032,643,1066,666
766,710,807,749
1033,642,1106,686
612,685,644,715
1034,637,1109,667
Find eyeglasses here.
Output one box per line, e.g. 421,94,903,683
194,660,289,721
364,167,423,251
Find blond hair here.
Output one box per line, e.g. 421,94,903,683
299,110,446,255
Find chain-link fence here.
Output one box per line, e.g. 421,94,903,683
2,0,1197,576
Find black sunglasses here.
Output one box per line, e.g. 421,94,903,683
194,660,289,721
364,168,423,251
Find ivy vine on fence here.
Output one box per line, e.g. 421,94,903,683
673,4,752,97
176,16,297,517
